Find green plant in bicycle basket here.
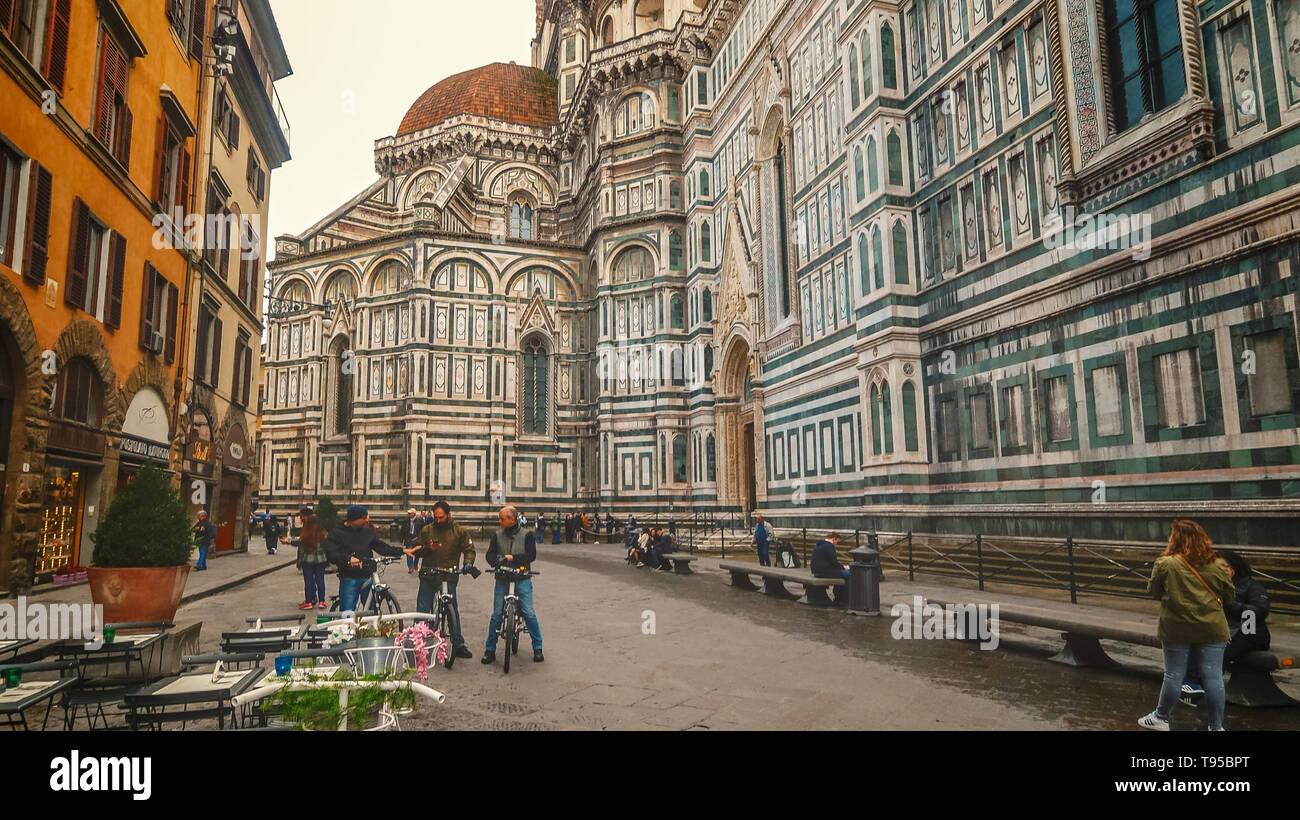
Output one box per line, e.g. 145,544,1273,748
266,668,416,731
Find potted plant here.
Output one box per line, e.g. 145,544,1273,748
87,462,193,623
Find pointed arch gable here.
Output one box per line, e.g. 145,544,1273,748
499,258,580,299
484,162,559,207
363,252,414,288
316,262,363,304
424,247,500,286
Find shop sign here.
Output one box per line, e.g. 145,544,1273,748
120,436,169,463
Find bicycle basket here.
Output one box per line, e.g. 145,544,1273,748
342,637,406,676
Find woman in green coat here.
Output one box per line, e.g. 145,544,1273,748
1138,519,1236,731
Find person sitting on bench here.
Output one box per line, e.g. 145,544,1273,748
810,532,849,606
653,527,675,571
1181,548,1272,706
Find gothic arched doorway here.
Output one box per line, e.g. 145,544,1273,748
717,335,761,513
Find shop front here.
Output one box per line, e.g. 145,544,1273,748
40,418,106,580
183,408,216,534
216,422,252,552
117,386,174,493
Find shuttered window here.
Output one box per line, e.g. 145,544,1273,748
0,142,21,268
94,29,132,168
21,160,51,284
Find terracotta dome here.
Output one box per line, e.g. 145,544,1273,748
397,62,558,136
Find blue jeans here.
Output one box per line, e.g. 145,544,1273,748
484,578,542,653
1158,642,1226,729
416,578,466,650
756,543,770,566
337,576,373,612
302,564,326,604
833,569,851,605
196,544,208,570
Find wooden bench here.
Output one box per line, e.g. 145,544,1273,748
917,591,1298,708
719,561,843,607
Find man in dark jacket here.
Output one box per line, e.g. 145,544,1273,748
810,532,849,606
605,514,614,537
322,505,405,612
654,527,674,571
192,510,215,571
482,505,544,664
406,500,478,659
262,513,283,555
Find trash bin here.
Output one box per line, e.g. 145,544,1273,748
848,537,881,616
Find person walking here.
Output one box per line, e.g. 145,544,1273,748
322,505,406,612
536,512,547,542
1138,519,1236,732
754,514,772,567
482,505,544,664
810,532,849,606
192,510,215,571
406,500,478,660
297,506,329,610
401,508,422,573
605,513,614,537
262,513,284,555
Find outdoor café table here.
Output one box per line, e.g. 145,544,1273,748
55,632,166,682
0,677,77,730
256,665,341,686
244,624,309,643
123,666,266,730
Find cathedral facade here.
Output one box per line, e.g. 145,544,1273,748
262,0,1300,546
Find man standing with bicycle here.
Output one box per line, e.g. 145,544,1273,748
323,505,406,612
405,500,478,660
482,505,544,664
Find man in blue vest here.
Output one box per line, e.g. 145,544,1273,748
754,514,772,567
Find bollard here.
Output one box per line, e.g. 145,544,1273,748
848,541,881,616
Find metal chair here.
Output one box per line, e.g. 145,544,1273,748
0,659,77,731
220,631,293,657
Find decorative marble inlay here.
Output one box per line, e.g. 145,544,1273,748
983,169,1004,247
978,64,995,132
961,184,979,259
1001,45,1021,116
1065,0,1101,161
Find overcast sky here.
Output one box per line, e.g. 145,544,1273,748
265,0,537,246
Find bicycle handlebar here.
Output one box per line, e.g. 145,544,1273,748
487,567,538,577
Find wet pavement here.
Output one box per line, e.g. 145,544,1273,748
172,541,1300,731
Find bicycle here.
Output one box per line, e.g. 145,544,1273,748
487,567,538,674
329,556,405,628
416,565,478,669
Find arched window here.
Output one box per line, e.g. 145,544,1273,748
902,380,919,451
53,358,101,426
853,146,865,200
703,344,713,378
669,179,682,208
323,271,357,309
775,140,792,318
860,30,874,98
887,130,903,186
669,231,682,270
701,221,712,262
670,295,684,329
279,280,310,311
858,233,871,295
699,169,710,196
611,246,654,282
872,227,885,290
892,221,910,284
369,262,401,295
870,384,882,455
881,24,897,90
672,434,687,483
600,16,614,47
616,92,656,136
670,346,684,385
867,135,879,192
706,434,716,481
702,289,713,321
521,336,550,436
849,45,861,108
509,198,535,239
330,335,352,437
881,380,894,454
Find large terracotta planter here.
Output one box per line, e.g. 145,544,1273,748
87,565,191,624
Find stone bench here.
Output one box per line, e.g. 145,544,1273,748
657,553,694,575
919,592,1298,708
719,561,843,607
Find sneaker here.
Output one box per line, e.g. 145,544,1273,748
480,651,496,664
317,601,327,609
1208,726,1226,731
1179,684,1203,708
636,562,645,567
454,646,472,659
533,649,545,663
298,602,313,610
1138,711,1170,731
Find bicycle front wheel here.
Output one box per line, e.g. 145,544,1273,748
380,590,403,631
502,608,517,674
439,605,459,669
